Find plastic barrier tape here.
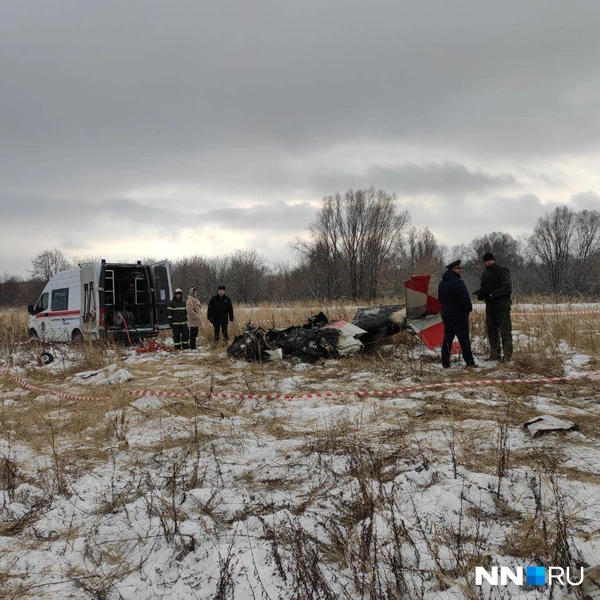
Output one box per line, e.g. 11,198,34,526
512,309,600,316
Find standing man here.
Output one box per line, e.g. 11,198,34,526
186,287,202,350
168,288,189,350
438,260,477,368
207,285,234,342
473,252,513,362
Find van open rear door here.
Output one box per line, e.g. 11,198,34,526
80,264,98,340
152,261,172,329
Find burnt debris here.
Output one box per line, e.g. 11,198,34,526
227,305,407,362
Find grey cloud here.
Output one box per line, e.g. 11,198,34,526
200,201,315,231
0,193,315,274
408,193,547,248
0,196,176,228
312,162,515,197
2,1,600,197
571,191,600,211
519,169,567,189
0,195,186,271
0,193,313,232
2,249,35,280
491,194,546,228
2,0,600,275
101,199,177,225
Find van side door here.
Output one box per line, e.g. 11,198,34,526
30,291,50,337
49,287,73,341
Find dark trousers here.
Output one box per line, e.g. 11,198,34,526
442,317,475,366
486,310,513,359
172,323,189,349
189,326,199,350
213,321,229,341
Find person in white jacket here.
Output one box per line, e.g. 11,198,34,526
186,287,202,350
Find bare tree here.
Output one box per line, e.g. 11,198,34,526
292,195,344,298
295,188,410,299
171,255,223,301
469,231,522,267
528,206,600,294
528,206,575,293
29,248,70,281
468,231,532,291
357,189,412,299
571,209,600,292
403,227,446,276
0,272,46,308
298,239,345,299
223,249,268,303
70,253,103,267
264,261,311,301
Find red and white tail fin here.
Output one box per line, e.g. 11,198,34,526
405,274,460,353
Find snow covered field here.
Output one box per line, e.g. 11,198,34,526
1,305,599,599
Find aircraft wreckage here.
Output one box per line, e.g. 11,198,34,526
227,275,447,362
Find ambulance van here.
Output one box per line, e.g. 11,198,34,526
27,260,172,342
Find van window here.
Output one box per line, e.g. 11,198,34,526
51,288,69,311
36,292,49,313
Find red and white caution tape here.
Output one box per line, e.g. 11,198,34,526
1,371,112,401
1,369,597,403
512,309,600,317
126,371,598,400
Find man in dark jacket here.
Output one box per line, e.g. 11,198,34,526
207,285,234,342
437,260,477,368
473,252,513,362
167,288,189,350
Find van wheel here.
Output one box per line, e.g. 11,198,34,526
71,329,83,344
29,328,39,339
40,352,54,365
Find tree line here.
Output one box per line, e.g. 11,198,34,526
2,188,599,307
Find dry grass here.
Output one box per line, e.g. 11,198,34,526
0,309,29,341
1,299,599,599
515,311,600,358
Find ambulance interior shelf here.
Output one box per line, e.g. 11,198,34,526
103,268,153,329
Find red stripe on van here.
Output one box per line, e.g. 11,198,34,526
35,310,80,318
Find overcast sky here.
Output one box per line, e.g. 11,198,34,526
2,0,600,277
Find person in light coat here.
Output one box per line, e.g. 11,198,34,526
186,287,202,350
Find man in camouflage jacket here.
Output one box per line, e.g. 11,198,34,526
473,252,513,362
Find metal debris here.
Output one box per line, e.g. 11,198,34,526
523,415,579,438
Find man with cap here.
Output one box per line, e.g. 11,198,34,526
207,285,234,342
167,288,189,350
473,252,513,362
437,260,477,368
